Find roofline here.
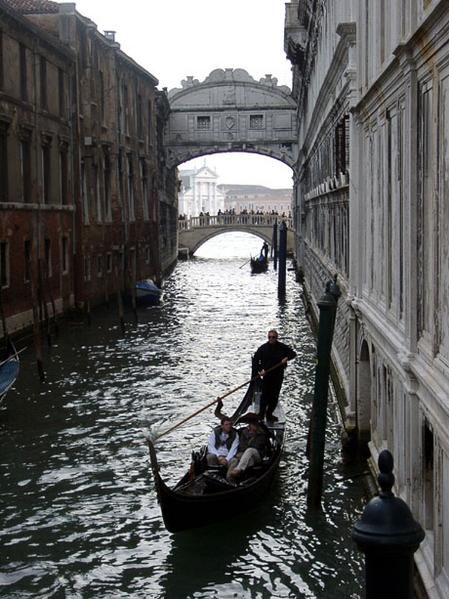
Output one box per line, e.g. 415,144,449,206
0,0,75,60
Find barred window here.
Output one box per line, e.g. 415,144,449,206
24,239,31,282
44,238,52,278
61,236,69,274
197,116,210,130
84,255,91,281
250,114,264,129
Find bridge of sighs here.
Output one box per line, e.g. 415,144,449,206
164,68,298,170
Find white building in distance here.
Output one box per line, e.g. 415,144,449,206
178,165,224,217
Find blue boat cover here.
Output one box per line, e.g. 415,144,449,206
0,359,19,396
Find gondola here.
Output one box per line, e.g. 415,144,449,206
0,340,20,404
147,381,285,532
250,256,268,274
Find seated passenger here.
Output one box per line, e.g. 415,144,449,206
206,416,239,470
227,413,269,481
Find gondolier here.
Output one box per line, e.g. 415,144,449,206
252,329,296,422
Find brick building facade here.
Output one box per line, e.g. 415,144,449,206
0,0,178,337
0,0,75,335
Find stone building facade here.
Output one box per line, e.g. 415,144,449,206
285,1,449,595
0,0,178,336
220,184,292,215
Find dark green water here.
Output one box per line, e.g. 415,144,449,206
0,233,366,598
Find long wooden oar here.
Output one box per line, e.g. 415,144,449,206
151,357,294,443
0,346,27,368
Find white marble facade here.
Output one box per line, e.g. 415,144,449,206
286,1,449,595
178,165,224,217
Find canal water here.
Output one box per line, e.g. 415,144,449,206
0,233,367,598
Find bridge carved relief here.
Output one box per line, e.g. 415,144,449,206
165,68,298,169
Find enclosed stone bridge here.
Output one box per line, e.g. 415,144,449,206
178,214,294,256
165,68,298,169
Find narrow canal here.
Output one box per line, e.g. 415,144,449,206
0,233,367,598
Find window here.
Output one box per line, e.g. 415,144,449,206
197,116,210,130
0,123,8,202
140,159,149,221
59,146,68,205
0,241,8,287
145,245,150,264
124,84,129,134
137,93,142,133
58,68,65,117
40,56,47,110
20,137,32,203
84,255,91,281
103,150,111,221
128,154,135,221
148,100,152,144
335,114,350,175
250,114,264,129
93,163,101,222
61,236,68,274
423,420,434,530
44,238,52,278
97,254,103,278
118,151,124,219
20,44,27,101
0,31,4,90
41,140,51,203
106,253,112,273
24,239,31,282
99,71,105,122
81,160,88,224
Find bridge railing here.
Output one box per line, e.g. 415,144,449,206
178,214,292,231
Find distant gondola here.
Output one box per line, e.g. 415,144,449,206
147,381,285,533
250,256,268,274
0,340,20,404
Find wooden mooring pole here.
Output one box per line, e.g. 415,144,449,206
272,220,278,271
307,275,341,508
278,220,287,294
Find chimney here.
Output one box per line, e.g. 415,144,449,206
104,31,116,42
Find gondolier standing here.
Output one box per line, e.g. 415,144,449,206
252,329,296,422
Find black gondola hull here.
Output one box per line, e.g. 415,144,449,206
147,381,285,532
149,443,282,532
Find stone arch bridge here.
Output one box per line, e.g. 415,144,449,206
165,68,298,169
178,214,294,256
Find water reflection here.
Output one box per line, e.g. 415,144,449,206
0,233,366,598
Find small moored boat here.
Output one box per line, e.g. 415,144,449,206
0,340,20,404
135,279,162,306
147,381,285,532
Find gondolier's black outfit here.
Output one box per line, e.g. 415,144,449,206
252,334,296,421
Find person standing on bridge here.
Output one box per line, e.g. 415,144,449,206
252,329,296,422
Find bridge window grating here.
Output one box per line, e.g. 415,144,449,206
250,114,264,129
197,116,210,130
